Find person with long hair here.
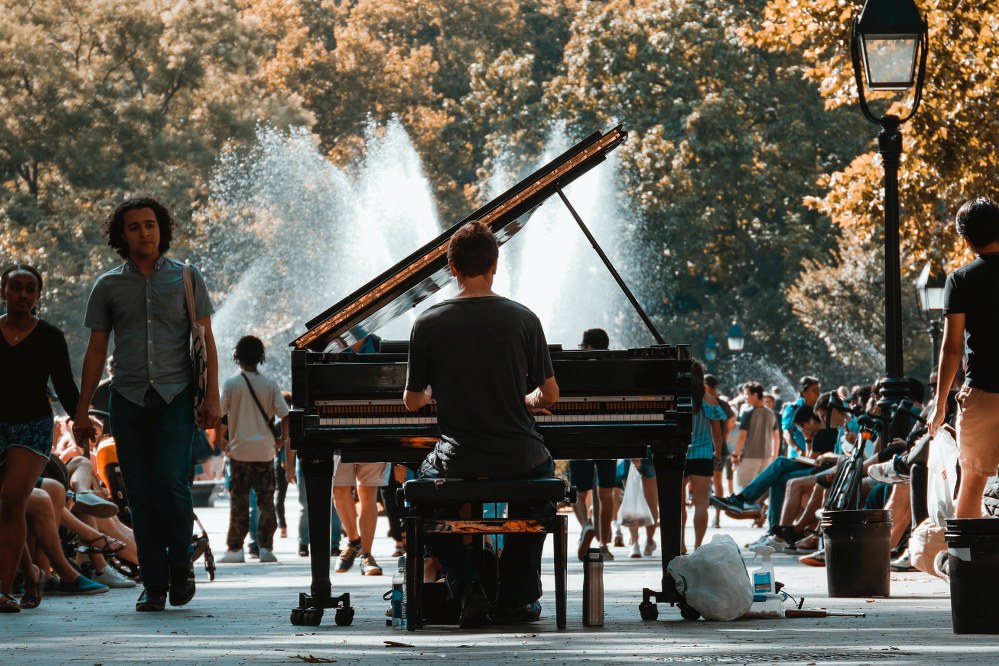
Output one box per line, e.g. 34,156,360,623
681,361,727,552
0,265,104,612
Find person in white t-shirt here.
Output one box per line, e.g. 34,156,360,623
216,336,290,564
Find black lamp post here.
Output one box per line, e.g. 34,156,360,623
703,323,746,379
850,0,929,425
915,260,946,366
704,334,719,372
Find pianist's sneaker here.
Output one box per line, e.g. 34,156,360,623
709,494,762,517
336,542,361,573
359,554,382,576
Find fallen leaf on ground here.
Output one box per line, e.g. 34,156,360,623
290,655,336,663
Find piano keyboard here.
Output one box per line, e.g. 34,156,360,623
314,396,673,427
318,413,665,426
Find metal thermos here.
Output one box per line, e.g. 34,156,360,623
582,547,604,626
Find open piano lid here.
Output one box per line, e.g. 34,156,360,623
292,126,627,352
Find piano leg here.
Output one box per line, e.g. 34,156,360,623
640,449,688,620
289,455,354,627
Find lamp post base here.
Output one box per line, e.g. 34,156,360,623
877,376,911,442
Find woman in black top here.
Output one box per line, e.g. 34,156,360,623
0,265,80,612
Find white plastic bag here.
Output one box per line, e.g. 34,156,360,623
927,428,958,526
667,534,753,621
909,518,947,577
619,464,654,527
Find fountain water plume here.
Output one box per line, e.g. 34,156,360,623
493,123,648,350
199,120,676,389
199,121,439,386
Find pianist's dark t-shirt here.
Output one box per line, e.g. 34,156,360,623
406,295,554,478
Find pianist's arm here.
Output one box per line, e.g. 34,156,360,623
526,375,559,411
403,386,433,411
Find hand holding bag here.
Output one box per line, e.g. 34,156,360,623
182,263,209,420
619,464,654,527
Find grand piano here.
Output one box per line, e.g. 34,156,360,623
288,126,693,627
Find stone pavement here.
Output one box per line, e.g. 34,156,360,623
2,485,996,665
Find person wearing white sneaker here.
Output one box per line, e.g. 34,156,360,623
681,362,728,553
218,337,290,568
258,547,277,563
629,542,641,558
599,544,615,561
219,548,245,564
642,539,657,557
569,330,619,561
93,565,137,588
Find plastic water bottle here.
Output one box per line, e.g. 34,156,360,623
582,547,604,626
392,555,406,628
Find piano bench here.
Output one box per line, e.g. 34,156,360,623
400,477,575,631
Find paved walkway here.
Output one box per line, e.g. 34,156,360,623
2,486,994,665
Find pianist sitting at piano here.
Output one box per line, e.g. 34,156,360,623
403,219,560,627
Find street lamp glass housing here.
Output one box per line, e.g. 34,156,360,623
726,323,745,353
704,334,718,362
855,0,927,91
916,261,947,317
860,35,920,90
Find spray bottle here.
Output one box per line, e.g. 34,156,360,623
751,545,776,596
742,545,783,618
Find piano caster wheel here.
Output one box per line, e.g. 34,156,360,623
639,601,659,621
334,607,354,626
294,608,324,626
678,602,701,622
291,608,324,626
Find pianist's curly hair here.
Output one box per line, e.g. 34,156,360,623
103,197,174,259
448,220,498,278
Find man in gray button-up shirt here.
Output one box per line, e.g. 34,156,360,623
74,197,220,612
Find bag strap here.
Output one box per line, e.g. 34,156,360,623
241,372,274,431
181,263,197,328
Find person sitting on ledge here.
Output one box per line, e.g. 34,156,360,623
710,404,827,535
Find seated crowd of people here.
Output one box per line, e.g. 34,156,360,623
3,412,141,612
702,371,979,576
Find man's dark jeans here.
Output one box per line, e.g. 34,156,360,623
418,457,556,609
110,387,195,588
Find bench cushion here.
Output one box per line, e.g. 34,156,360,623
403,478,569,504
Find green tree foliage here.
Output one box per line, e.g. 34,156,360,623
0,0,307,361
8,0,978,389
250,0,577,221
544,0,869,382
755,1,999,381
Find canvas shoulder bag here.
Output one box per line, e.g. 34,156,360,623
182,263,209,418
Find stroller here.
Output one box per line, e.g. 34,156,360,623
94,432,216,582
